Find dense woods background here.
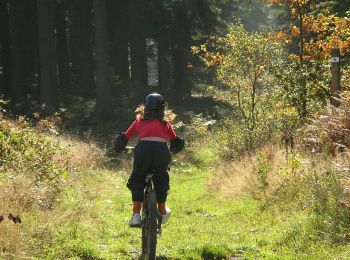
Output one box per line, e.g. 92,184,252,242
0,0,242,118
0,0,289,121
1,0,348,121
1,1,350,259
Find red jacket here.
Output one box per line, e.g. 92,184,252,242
124,118,176,141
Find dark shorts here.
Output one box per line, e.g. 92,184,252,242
127,141,170,203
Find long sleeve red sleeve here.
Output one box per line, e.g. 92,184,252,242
167,122,176,141
124,118,140,140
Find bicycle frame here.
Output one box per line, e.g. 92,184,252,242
141,173,162,259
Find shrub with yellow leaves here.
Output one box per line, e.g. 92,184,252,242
265,0,350,62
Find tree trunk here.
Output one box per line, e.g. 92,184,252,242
37,0,58,114
129,0,148,96
93,0,112,120
0,0,11,97
70,0,95,97
55,0,71,94
157,31,172,95
29,0,39,100
7,0,36,108
171,5,191,101
107,0,130,94
115,33,130,83
8,0,31,106
171,38,191,101
172,43,188,101
114,21,130,84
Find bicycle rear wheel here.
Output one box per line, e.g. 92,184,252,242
143,190,157,259
141,192,148,255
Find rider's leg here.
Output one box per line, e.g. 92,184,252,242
127,141,151,216
158,203,166,215
151,142,171,218
133,201,142,214
158,202,171,224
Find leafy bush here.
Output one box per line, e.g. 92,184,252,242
271,58,330,120
193,23,309,158
0,113,69,210
0,119,65,183
0,103,108,210
0,103,109,258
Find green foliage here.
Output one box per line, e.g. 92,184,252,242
196,23,292,157
0,116,66,186
263,155,350,244
276,168,350,248
256,153,270,190
272,59,330,119
0,108,70,210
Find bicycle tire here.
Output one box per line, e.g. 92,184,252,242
146,190,157,259
141,197,147,255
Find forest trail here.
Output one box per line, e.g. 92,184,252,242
98,168,267,259
41,162,332,260
40,164,271,259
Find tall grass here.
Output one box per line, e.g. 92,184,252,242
208,93,350,249
0,109,107,258
301,91,350,156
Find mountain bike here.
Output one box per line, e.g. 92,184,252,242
141,172,162,260
124,146,162,260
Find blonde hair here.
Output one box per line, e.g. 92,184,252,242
135,105,176,122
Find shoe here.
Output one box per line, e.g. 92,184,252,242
161,207,171,224
129,213,141,227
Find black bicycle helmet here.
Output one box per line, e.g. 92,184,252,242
144,93,165,110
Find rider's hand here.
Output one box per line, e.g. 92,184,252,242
170,136,184,154
114,133,128,153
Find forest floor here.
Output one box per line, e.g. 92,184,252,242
10,151,349,260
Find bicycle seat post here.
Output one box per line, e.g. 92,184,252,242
146,173,154,190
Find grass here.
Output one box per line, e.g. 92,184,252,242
7,156,346,260
2,135,350,259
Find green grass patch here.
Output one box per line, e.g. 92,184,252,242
7,163,350,259
191,148,219,168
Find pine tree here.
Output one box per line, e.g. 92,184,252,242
37,0,58,113
93,0,112,120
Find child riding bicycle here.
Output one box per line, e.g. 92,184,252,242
114,93,184,227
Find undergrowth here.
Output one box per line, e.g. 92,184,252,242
208,93,350,253
0,106,107,258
